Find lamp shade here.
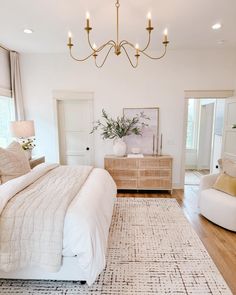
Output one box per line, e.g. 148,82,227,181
10,120,35,138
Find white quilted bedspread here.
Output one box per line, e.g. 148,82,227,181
0,163,92,273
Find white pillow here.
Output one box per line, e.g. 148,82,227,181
0,141,31,184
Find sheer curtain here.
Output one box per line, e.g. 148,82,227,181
10,51,25,120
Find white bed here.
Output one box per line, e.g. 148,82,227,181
0,164,117,286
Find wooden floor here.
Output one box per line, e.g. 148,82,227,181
185,169,210,185
117,186,236,294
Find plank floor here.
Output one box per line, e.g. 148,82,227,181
117,186,236,294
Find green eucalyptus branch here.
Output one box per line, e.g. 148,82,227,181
91,109,150,140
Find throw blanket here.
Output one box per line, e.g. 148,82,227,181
0,163,92,272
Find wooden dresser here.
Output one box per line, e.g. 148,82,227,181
104,155,173,193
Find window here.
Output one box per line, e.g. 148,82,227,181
186,99,198,149
0,96,15,147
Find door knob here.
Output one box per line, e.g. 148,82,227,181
86,147,90,151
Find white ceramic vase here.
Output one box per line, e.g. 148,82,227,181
113,138,126,157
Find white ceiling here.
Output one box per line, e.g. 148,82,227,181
0,0,236,53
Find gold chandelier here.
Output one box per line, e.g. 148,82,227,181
67,0,169,68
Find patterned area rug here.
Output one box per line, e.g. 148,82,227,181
0,198,231,295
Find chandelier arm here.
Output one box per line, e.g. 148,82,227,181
140,32,151,52
95,46,114,68
121,45,138,68
87,31,115,52
97,41,116,53
119,40,135,48
87,33,116,53
140,45,167,60
120,34,151,53
69,48,94,62
87,32,96,51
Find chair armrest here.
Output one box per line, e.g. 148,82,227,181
199,173,219,191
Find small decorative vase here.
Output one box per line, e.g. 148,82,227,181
113,138,126,157
24,149,32,160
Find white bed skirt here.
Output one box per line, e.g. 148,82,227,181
0,256,87,281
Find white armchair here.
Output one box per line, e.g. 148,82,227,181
199,173,236,232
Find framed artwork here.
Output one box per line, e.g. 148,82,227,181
123,107,159,155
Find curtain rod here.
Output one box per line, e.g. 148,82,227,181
0,44,10,52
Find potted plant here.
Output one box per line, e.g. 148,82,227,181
91,109,149,156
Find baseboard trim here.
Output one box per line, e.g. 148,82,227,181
173,183,184,190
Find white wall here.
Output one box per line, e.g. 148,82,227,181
20,49,236,188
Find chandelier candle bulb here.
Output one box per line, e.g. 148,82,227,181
86,11,90,28
135,43,140,56
68,32,72,45
93,43,97,50
164,28,168,43
147,12,152,28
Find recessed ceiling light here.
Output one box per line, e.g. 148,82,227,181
212,23,222,30
24,28,34,34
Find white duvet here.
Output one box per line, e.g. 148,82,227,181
62,166,117,283
0,163,117,285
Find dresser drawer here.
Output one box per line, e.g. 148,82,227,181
105,158,138,169
138,178,171,189
139,158,172,169
115,179,138,189
139,169,171,178
108,169,138,179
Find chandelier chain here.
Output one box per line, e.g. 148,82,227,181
116,0,119,46
115,0,120,8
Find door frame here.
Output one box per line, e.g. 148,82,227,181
197,102,215,170
180,90,234,188
222,97,236,161
53,90,94,164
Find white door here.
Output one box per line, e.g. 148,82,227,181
58,99,94,166
222,98,236,161
197,103,214,170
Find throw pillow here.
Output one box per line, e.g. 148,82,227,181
0,141,31,184
213,173,236,196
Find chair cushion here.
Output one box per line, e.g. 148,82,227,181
213,173,236,196
0,141,31,184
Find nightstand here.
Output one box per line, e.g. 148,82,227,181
30,156,45,169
